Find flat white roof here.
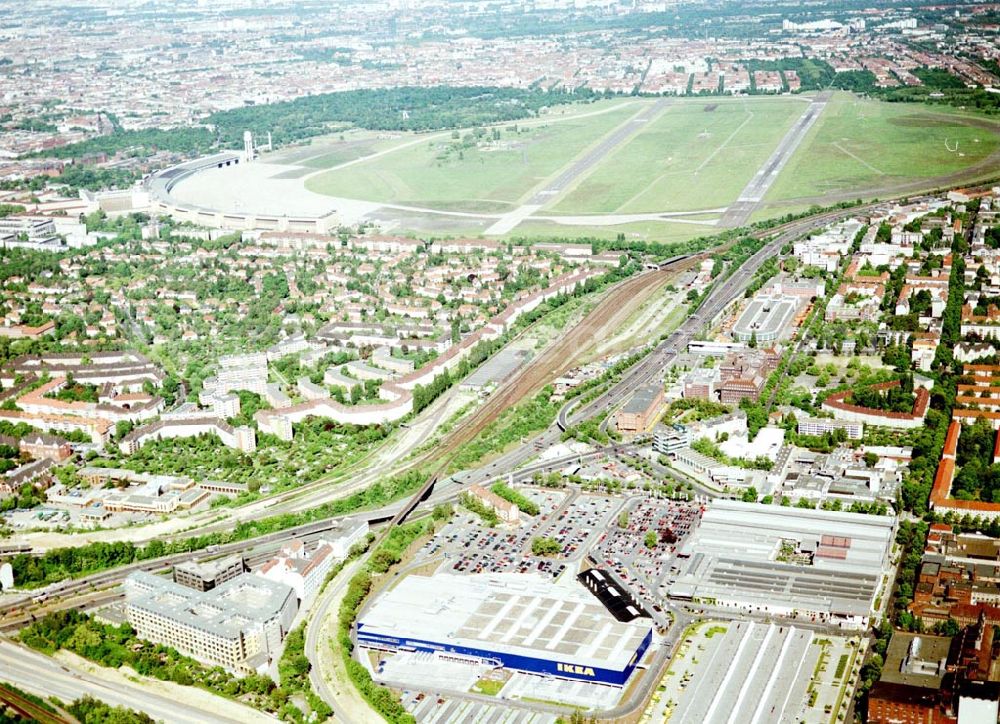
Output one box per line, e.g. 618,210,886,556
359,573,651,670
671,500,894,616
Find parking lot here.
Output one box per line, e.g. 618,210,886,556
593,499,702,606
418,487,704,600
645,621,860,724
418,487,629,580
401,690,558,724
418,488,572,578
532,492,621,560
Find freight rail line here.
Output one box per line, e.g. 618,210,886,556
0,685,72,724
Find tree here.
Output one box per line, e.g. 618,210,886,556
115,420,134,440
863,452,879,468
741,486,758,502
531,537,562,557
644,531,658,549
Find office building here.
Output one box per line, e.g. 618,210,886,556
173,555,246,592
124,571,297,674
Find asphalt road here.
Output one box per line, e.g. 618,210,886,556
0,203,888,634
528,99,671,206
0,639,265,723
0,201,909,721
305,555,367,724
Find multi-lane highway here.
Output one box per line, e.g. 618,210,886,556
0,639,271,723
456,203,870,497
0,204,877,636
0,201,899,723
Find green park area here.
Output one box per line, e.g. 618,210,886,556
305,101,639,213
766,92,1000,204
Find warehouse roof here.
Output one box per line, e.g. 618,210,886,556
359,573,651,671
622,385,662,415
669,501,893,617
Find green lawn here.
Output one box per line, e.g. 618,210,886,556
471,679,506,696
766,92,1000,202
509,219,717,243
552,97,805,214
305,101,641,211
301,92,1000,233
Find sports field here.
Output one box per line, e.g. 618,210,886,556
764,94,1000,204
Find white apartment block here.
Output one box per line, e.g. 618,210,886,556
204,353,268,396
796,417,864,440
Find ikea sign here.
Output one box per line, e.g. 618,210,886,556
557,663,596,677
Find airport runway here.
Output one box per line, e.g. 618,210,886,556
718,91,831,228
485,98,672,234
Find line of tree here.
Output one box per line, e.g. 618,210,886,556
39,86,590,162
2,468,429,588
337,519,432,724
19,609,291,714
490,482,541,516
460,491,500,526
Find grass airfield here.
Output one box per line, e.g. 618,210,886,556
765,93,999,204
187,92,1000,240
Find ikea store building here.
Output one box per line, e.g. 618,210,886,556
356,572,653,686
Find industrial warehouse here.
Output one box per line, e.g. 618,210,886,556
356,572,654,686
668,501,895,629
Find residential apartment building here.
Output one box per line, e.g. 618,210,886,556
796,417,864,441
258,540,336,602
467,484,519,523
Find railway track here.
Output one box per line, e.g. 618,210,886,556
0,685,73,724
156,255,700,540
0,516,392,628
386,254,703,526
0,203,908,626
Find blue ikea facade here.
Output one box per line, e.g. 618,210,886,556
356,622,653,686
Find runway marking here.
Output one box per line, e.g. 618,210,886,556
300,99,643,183
718,93,830,228
832,141,885,175
484,99,672,235
695,108,755,173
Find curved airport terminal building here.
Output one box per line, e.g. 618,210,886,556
146,151,339,234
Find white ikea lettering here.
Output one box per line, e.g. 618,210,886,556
557,663,596,676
